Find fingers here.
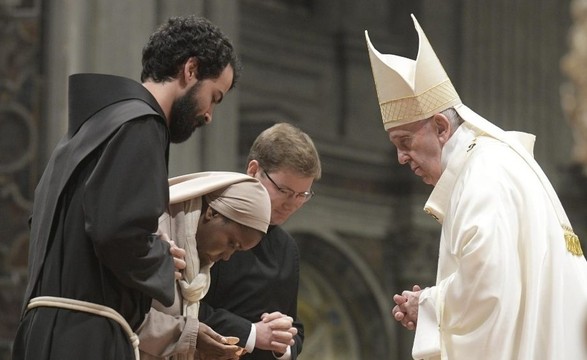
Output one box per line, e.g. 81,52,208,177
172,251,186,269
199,322,227,343
269,341,290,355
169,243,186,259
393,294,407,306
268,329,295,353
412,284,422,292
254,314,297,353
401,289,413,298
166,240,186,280
261,311,285,322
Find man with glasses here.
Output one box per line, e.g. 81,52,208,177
200,122,321,360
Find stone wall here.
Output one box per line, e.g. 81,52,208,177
0,1,42,358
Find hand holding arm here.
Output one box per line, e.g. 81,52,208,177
158,232,186,280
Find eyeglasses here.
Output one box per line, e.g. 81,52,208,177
263,170,315,203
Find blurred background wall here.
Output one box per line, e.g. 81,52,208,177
1,0,585,359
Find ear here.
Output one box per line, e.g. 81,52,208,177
246,160,259,177
203,206,216,222
182,57,199,83
432,113,451,144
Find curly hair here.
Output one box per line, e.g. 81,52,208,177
141,15,241,87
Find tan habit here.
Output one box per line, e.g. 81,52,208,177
159,171,271,320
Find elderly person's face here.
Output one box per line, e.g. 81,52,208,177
387,114,452,186
196,207,263,266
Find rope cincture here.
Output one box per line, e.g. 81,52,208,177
27,296,140,360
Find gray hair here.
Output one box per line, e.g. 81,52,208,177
441,107,464,135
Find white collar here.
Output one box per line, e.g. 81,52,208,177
424,123,478,223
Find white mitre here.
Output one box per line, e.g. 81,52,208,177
365,14,461,130
365,14,529,146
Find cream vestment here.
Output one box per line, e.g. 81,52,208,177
365,14,587,360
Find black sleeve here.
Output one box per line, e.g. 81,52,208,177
199,301,253,347
291,318,304,359
84,116,175,306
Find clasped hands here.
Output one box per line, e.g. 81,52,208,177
255,311,298,356
392,285,422,331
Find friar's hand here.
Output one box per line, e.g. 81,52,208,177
158,232,186,280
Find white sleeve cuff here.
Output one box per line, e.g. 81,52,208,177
273,346,291,359
245,323,256,353
412,287,441,359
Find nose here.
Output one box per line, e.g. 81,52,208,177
397,150,409,164
283,196,305,210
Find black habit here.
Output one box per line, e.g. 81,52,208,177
12,74,176,360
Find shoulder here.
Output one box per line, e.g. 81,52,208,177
268,225,295,241
464,137,529,177
266,226,299,250
454,137,537,201
117,113,168,143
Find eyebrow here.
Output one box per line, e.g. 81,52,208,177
270,175,307,194
390,133,410,141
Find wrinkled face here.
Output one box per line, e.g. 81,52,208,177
247,161,314,225
168,65,234,143
388,118,445,186
196,207,262,266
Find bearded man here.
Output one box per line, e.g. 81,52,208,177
13,15,241,360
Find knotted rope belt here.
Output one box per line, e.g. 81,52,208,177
27,296,140,360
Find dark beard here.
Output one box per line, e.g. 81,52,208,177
168,82,207,143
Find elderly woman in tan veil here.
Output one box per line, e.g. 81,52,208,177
137,171,271,360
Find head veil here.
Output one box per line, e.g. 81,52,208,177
159,171,271,318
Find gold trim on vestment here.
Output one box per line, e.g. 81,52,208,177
563,225,583,256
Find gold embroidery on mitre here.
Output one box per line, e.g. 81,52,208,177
380,80,460,125
563,225,583,256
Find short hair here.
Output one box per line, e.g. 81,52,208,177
247,123,321,180
141,15,241,87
